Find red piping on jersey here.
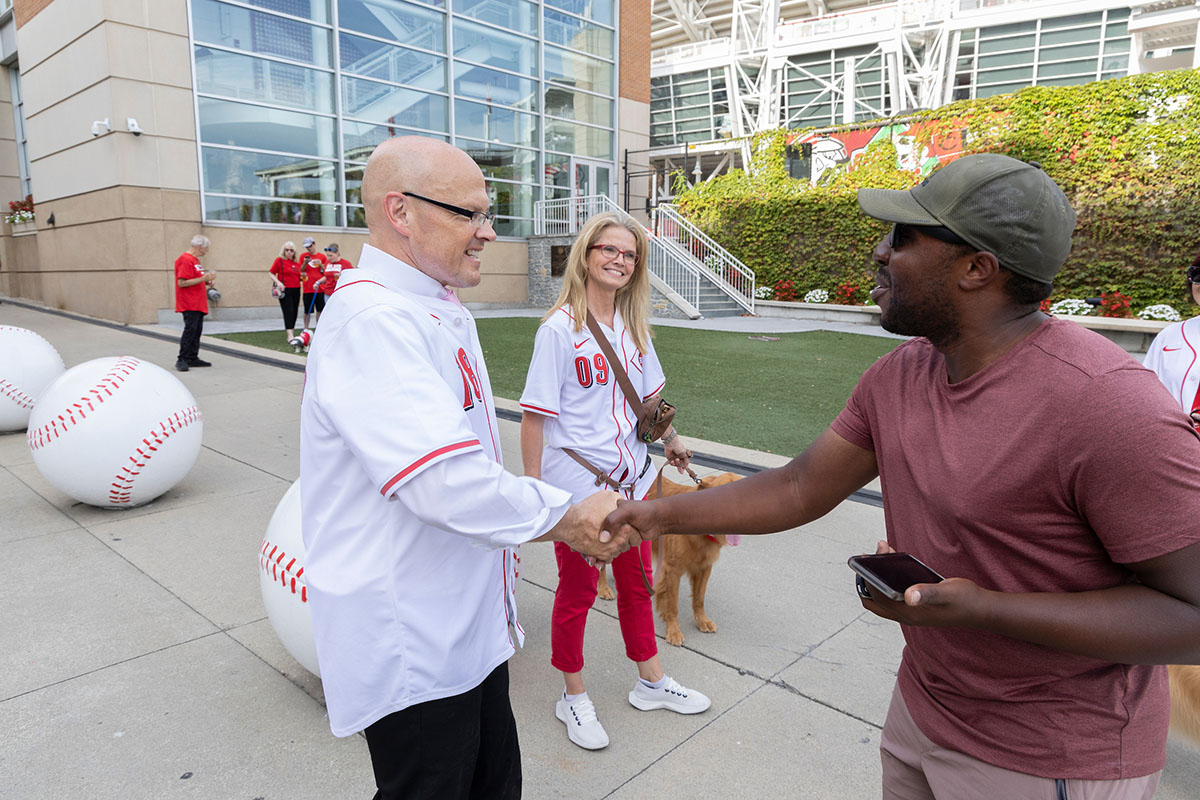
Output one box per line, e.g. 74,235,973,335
480,381,501,460
643,380,666,402
331,278,386,295
520,402,558,417
1183,322,1200,412
381,439,480,495
607,327,639,488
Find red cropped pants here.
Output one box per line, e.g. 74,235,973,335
550,539,657,673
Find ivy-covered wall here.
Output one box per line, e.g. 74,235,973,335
674,69,1200,311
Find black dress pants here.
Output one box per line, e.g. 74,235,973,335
363,662,521,800
178,310,205,361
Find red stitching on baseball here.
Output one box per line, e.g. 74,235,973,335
1,329,59,410
259,536,308,603
26,357,142,451
0,377,39,409
106,405,201,504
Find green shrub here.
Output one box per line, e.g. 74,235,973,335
675,69,1200,311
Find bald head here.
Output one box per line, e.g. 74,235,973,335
362,137,482,230
362,136,496,287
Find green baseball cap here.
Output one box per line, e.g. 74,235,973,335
857,154,1076,283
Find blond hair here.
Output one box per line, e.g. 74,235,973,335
278,241,297,260
544,213,652,353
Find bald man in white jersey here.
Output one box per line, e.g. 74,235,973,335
299,137,624,800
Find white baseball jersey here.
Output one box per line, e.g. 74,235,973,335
1144,316,1200,414
300,243,572,737
520,305,666,502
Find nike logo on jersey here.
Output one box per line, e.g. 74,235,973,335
575,338,591,349
1164,347,1182,351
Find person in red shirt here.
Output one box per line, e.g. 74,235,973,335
314,242,353,305
269,241,303,344
298,236,328,329
174,234,215,372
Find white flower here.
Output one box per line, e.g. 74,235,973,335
4,210,33,224
804,289,829,303
754,285,773,300
1048,298,1093,316
1138,304,1182,322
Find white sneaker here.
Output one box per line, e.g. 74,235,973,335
628,676,711,714
555,692,609,750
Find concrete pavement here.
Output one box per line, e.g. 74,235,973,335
1,300,1196,799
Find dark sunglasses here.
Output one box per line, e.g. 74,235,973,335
1188,264,1200,284
890,223,970,248
402,191,495,229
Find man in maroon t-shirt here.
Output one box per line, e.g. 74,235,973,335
174,234,215,372
603,155,1200,798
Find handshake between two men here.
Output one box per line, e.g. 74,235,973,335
534,490,658,563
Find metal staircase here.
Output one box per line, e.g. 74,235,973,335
534,195,754,318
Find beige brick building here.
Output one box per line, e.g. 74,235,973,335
0,0,651,324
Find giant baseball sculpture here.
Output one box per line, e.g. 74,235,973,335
27,356,203,507
258,480,320,676
0,326,66,432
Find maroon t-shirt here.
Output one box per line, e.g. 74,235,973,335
831,318,1200,780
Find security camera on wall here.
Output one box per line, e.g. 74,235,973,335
90,118,111,137
127,118,144,136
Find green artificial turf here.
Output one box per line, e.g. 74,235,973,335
212,318,900,455
475,318,900,455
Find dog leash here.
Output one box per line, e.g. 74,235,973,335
641,461,701,596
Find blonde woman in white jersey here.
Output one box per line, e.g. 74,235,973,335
1144,250,1200,427
520,212,710,751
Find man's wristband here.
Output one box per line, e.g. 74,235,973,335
662,430,678,445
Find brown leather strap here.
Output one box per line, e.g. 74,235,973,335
561,447,623,492
563,445,657,595
585,310,651,427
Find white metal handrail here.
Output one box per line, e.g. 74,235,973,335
534,195,711,312
654,204,755,314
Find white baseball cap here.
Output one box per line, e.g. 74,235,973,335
302,237,316,246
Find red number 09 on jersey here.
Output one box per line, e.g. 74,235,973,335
574,354,609,388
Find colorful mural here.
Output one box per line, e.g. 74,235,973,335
787,120,968,184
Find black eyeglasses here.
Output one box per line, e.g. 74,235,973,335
589,244,640,267
402,192,495,229
890,223,970,249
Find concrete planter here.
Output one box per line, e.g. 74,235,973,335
10,219,35,236
755,299,881,325
754,300,1169,356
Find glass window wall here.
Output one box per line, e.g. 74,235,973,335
952,8,1131,101
649,67,728,147
191,0,617,236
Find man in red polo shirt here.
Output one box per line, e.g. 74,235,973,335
174,234,216,372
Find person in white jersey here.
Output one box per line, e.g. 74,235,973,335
1144,249,1200,426
299,138,624,800
519,211,710,751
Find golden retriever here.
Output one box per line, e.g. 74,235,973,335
1170,664,1200,748
596,471,743,646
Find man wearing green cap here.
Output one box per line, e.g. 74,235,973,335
602,154,1200,797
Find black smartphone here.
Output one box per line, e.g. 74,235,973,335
848,553,944,602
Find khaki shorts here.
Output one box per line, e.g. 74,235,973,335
880,682,1161,800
